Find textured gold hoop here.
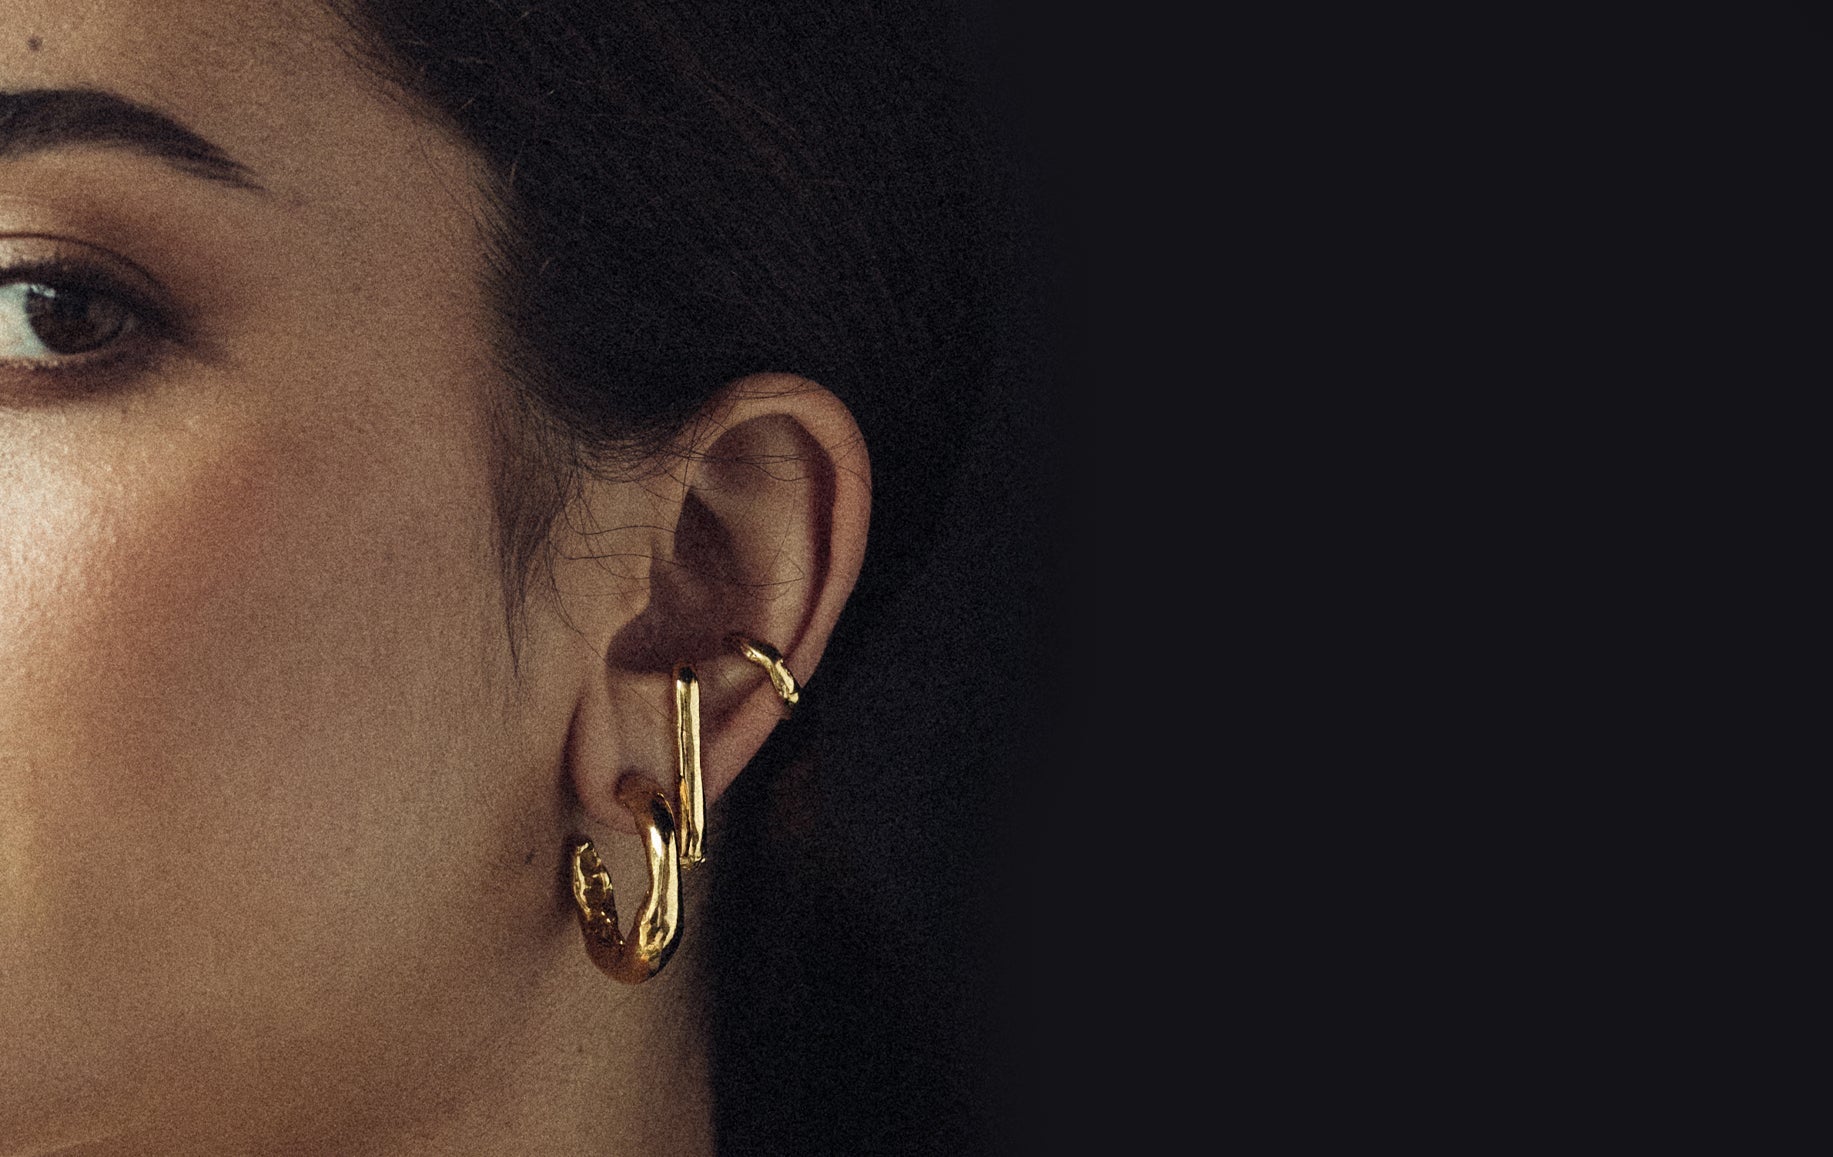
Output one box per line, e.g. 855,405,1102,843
728,633,801,715
568,777,682,984
674,664,705,868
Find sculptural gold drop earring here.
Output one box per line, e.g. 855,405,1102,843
568,777,681,984
568,667,702,985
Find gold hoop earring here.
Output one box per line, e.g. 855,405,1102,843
568,777,682,984
728,633,801,715
674,663,705,868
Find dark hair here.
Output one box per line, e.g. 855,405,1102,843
327,0,995,625
326,3,1044,1151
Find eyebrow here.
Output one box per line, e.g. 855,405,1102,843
0,87,262,191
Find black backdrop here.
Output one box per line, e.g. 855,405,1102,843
701,1,1078,1151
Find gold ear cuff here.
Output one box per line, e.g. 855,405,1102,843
728,633,801,716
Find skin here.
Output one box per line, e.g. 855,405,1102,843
0,2,872,1153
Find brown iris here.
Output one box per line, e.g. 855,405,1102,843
20,284,133,355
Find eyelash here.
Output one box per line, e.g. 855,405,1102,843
0,254,178,378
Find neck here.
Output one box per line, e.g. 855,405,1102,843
20,869,719,1157
362,876,717,1157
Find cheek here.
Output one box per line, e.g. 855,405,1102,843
0,406,495,804
3,423,290,745
0,393,520,1114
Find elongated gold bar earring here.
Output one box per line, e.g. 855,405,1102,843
728,633,801,715
568,777,682,984
674,663,705,869
671,640,794,871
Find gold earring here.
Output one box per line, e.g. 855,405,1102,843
674,663,705,869
568,777,682,984
728,633,801,715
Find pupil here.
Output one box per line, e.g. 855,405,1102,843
22,285,129,355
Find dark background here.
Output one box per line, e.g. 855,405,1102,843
701,0,1087,1151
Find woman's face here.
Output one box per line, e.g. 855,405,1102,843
1,1,593,1149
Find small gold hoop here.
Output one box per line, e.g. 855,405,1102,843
568,777,682,984
728,633,801,716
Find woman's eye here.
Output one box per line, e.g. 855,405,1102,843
0,281,137,360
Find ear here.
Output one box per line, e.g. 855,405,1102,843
556,373,870,834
